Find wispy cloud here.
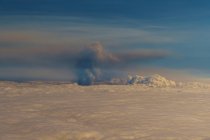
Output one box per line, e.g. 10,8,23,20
0,15,180,48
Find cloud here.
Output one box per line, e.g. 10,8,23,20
74,42,118,85
0,41,170,84
73,42,169,85
0,16,179,49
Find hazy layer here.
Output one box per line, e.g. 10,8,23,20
1,82,210,140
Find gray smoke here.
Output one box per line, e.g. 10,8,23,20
75,42,118,85
0,41,169,84
75,42,169,85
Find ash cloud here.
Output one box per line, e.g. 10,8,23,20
74,42,169,85
75,42,118,85
0,42,169,84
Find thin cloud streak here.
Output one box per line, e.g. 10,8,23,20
0,15,180,49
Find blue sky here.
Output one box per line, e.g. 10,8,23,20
1,0,210,20
0,0,210,81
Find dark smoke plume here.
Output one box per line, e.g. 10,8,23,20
0,42,169,84
75,42,168,85
75,42,118,85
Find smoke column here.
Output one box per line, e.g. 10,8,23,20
75,42,117,85
75,42,169,85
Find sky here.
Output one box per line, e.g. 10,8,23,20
0,0,210,83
